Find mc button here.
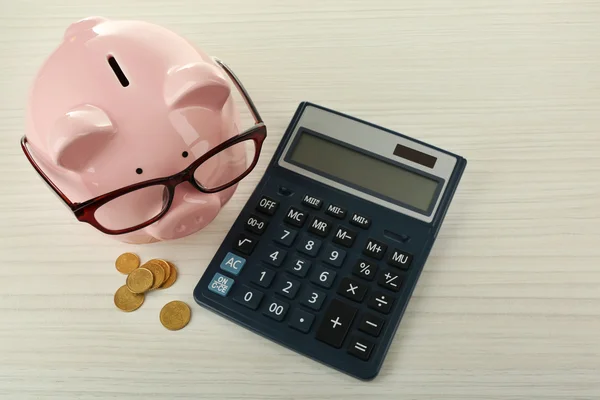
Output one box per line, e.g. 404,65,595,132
284,207,308,228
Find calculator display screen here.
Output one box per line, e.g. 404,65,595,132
287,131,440,213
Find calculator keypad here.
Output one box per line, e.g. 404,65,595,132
203,184,418,368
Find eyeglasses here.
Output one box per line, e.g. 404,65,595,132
21,58,267,235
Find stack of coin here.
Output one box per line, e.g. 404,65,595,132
113,253,191,331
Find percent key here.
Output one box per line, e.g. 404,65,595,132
352,259,377,282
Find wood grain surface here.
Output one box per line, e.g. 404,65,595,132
1,0,599,399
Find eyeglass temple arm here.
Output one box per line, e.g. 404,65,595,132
20,136,78,210
213,58,263,125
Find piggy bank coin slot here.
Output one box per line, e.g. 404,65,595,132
107,55,130,87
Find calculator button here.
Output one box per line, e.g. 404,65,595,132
347,336,375,361
309,266,336,288
358,313,385,337
264,244,287,267
387,249,413,270
297,234,322,257
337,277,368,302
234,233,258,255
315,299,358,348
286,256,312,278
263,298,290,321
377,270,402,292
302,194,323,210
250,266,276,288
274,276,301,299
352,259,378,281
322,244,346,268
308,216,332,237
284,206,308,228
233,285,264,310
244,214,268,235
363,238,388,260
273,225,298,247
326,204,347,219
350,213,371,229
367,292,394,314
256,196,279,216
219,252,246,276
208,272,234,297
332,226,357,248
299,287,327,311
288,308,315,333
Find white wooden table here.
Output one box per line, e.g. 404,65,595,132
1,1,599,399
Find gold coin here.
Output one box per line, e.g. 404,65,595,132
115,252,140,274
159,301,191,331
151,259,171,283
142,261,166,290
114,285,144,312
159,262,178,289
126,267,154,294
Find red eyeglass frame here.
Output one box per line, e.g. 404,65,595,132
20,58,267,235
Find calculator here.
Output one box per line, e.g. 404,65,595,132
193,102,467,380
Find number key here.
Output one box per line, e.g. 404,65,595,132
250,266,276,288
322,244,346,268
285,256,312,278
244,214,268,235
273,225,298,247
309,265,336,288
263,298,290,321
274,276,301,299
263,244,287,267
299,287,326,311
233,285,264,310
297,234,322,257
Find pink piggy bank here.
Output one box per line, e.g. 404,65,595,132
21,17,267,244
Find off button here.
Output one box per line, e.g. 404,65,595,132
256,196,279,216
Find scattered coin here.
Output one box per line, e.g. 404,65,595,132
159,262,178,289
160,301,191,331
126,267,154,294
152,259,171,283
115,252,140,274
114,285,145,312
142,261,166,290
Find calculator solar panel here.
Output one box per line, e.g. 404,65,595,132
194,102,467,380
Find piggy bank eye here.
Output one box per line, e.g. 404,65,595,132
136,168,143,175
182,151,189,158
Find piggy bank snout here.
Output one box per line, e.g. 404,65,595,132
146,186,222,241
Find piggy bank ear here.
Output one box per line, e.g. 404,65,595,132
164,62,231,111
49,105,116,172
64,16,107,40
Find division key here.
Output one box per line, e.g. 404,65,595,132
315,299,357,348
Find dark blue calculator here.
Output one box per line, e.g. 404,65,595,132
193,102,467,380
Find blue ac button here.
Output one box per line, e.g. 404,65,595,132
220,252,246,275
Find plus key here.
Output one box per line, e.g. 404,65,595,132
315,299,358,348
